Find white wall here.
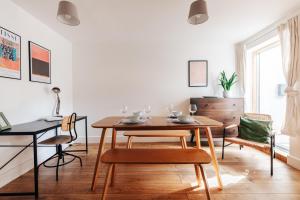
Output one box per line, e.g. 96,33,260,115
0,0,73,187
73,39,236,142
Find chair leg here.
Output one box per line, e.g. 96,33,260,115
222,129,225,160
38,153,58,168
101,164,114,200
199,165,211,200
64,152,82,167
56,156,60,181
190,131,194,143
270,135,274,176
273,136,276,159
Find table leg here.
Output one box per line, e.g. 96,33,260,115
85,117,88,153
194,128,202,187
91,128,107,191
110,129,117,186
205,127,223,189
195,128,201,148
33,135,39,199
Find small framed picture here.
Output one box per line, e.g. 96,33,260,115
188,60,208,87
0,112,11,131
29,41,51,84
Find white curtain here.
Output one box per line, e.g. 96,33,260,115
278,16,300,137
235,43,246,96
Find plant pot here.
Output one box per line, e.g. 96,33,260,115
223,90,230,98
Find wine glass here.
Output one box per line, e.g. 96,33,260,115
144,105,151,119
189,104,197,116
120,105,128,115
168,104,174,116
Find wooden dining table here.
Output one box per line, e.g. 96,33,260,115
90,116,224,191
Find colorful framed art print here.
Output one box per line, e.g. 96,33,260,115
0,27,21,80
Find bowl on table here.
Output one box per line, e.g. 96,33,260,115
170,111,182,118
122,115,145,124
176,115,194,124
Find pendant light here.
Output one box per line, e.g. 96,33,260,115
57,1,80,26
188,0,209,25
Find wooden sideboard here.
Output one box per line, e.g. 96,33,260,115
190,97,244,139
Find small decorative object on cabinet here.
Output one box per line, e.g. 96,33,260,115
190,97,244,141
219,71,238,98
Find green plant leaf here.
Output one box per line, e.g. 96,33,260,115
218,71,238,91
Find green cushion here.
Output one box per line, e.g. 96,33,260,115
239,117,272,144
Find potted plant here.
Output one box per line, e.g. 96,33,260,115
219,71,238,98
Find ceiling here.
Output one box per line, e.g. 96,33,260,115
12,0,300,44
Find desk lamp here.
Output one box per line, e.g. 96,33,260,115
52,87,62,117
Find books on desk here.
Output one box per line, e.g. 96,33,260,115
44,116,63,122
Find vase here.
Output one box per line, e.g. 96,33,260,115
223,90,230,98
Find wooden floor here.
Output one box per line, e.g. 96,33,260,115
1,142,300,200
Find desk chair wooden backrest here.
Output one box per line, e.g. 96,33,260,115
61,113,78,143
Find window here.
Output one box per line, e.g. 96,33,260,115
245,35,289,152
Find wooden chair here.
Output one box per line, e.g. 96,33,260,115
100,149,212,200
124,131,190,149
39,113,82,181
221,113,276,175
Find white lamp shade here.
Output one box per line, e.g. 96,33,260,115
57,1,80,26
188,0,209,25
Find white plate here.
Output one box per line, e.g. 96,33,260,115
172,119,194,124
121,119,146,124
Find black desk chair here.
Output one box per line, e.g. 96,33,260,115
39,113,82,181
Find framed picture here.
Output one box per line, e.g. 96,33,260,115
188,60,208,87
29,41,51,84
0,112,11,131
0,27,21,80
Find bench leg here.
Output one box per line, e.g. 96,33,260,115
205,127,223,189
199,165,211,200
194,165,202,187
127,136,133,149
182,137,188,149
180,137,187,149
101,164,114,200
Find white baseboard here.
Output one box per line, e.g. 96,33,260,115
287,154,300,170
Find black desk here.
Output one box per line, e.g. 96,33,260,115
0,116,88,198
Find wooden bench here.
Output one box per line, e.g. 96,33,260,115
100,149,212,200
124,131,190,149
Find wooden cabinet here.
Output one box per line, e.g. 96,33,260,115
190,98,244,138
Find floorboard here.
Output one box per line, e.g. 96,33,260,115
0,142,300,200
